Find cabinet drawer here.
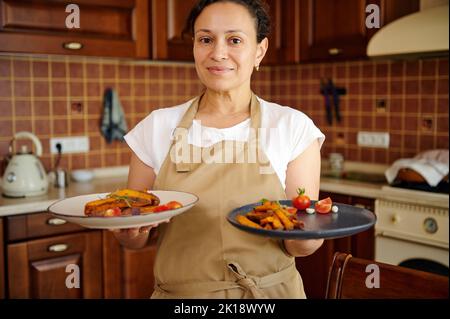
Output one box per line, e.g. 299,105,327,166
6,212,85,242
7,231,102,298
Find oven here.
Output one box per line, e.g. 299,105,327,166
374,189,449,276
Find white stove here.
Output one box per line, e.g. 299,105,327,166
374,186,449,276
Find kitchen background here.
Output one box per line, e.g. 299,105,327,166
0,0,449,301
0,55,448,174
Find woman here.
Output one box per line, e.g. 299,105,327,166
116,0,325,298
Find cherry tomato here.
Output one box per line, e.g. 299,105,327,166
315,197,333,214
104,207,122,217
292,188,311,211
166,201,182,210
152,205,170,213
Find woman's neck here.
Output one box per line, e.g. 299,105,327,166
198,88,252,116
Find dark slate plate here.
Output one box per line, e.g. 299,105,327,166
227,200,377,240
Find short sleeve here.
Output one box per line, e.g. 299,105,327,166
123,112,157,169
289,113,325,162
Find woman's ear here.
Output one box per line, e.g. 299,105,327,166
255,37,269,66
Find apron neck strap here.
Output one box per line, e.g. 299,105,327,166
176,92,261,131
172,92,261,173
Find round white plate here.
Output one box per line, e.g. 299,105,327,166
48,190,198,229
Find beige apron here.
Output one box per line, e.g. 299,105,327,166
151,93,306,299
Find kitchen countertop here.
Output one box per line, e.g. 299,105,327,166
0,165,448,217
0,174,127,217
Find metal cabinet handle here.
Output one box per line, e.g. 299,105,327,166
48,244,69,252
63,42,83,50
47,218,67,226
328,48,342,55
354,204,367,209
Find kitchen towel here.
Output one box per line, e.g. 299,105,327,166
385,149,449,186
101,88,128,143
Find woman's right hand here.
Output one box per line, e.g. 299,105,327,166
110,218,171,249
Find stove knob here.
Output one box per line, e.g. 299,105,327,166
423,217,438,234
391,214,400,224
6,172,16,183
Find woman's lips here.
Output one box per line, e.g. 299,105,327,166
207,66,233,75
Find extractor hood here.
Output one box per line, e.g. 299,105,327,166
367,3,449,58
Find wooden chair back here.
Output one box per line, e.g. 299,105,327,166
326,252,449,299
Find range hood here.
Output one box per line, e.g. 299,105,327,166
367,3,449,58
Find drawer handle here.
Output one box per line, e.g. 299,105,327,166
328,48,342,55
48,244,69,253
47,218,67,226
354,204,367,209
63,42,83,50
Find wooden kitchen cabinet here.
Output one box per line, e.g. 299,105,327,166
151,0,195,61
0,0,149,58
7,231,102,298
298,0,420,62
151,0,299,64
103,229,158,298
295,191,375,298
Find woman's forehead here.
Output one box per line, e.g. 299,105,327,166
194,2,256,33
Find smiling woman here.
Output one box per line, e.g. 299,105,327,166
119,0,326,299
187,0,270,97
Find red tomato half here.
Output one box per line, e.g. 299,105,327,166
315,197,333,214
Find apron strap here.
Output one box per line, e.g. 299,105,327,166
171,93,262,173
154,261,297,299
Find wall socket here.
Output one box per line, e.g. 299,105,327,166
50,136,90,154
357,131,390,148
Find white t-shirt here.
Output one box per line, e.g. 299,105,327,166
124,96,325,189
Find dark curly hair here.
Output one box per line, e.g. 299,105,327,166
184,0,271,43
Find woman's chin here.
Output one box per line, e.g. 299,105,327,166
203,81,237,93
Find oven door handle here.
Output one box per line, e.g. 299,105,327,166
376,230,449,249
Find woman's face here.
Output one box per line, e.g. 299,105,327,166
193,1,268,93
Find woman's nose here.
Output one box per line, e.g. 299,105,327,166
210,41,228,61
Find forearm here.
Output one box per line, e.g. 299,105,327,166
283,238,324,257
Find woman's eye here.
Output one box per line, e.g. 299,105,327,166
199,37,212,44
230,38,242,45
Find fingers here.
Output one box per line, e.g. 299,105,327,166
126,227,140,239
108,218,173,234
139,225,153,233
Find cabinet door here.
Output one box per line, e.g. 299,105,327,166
298,0,419,62
103,230,157,298
349,195,375,260
0,218,4,299
7,231,102,298
151,0,196,61
262,0,300,65
0,0,149,58
299,0,369,61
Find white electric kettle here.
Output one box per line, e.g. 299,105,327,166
2,132,49,197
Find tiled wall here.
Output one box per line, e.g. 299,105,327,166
0,54,448,175
0,55,207,173
270,58,449,164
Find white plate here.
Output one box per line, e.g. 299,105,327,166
48,190,198,229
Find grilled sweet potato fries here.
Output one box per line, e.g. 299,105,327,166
237,200,305,230
84,189,169,217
